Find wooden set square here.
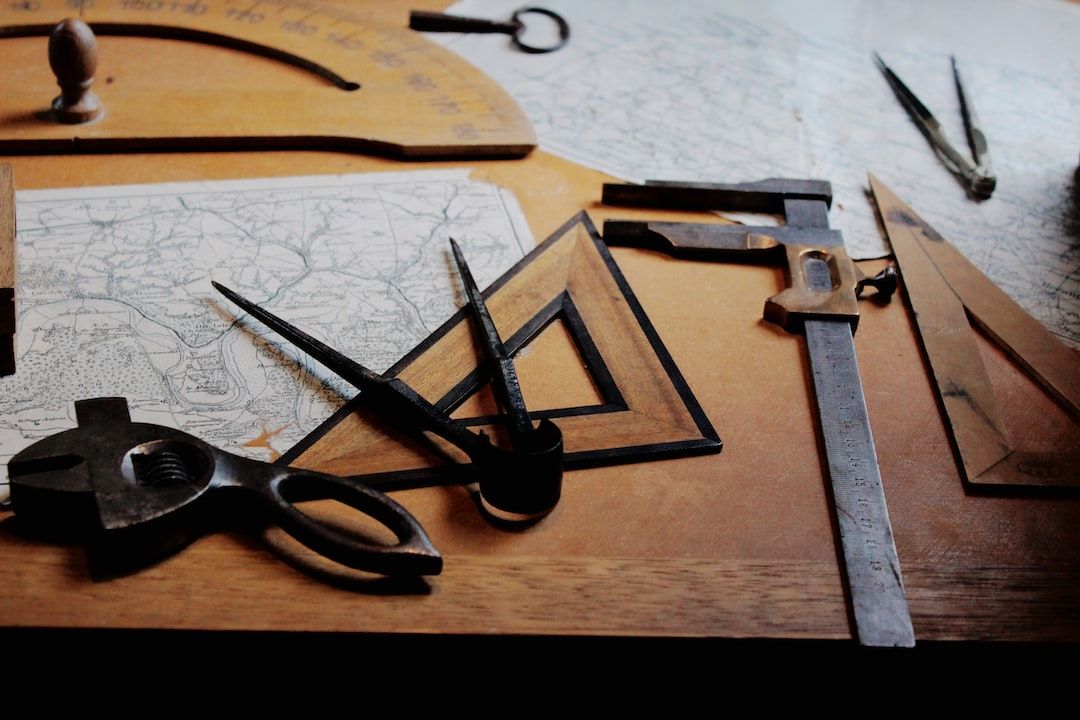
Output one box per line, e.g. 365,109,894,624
282,212,721,488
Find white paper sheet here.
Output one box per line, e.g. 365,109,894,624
0,169,532,501
431,0,1080,346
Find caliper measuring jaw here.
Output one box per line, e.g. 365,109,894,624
603,178,913,648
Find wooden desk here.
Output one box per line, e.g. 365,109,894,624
1,2,1077,643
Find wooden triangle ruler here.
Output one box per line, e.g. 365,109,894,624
871,175,1079,490
281,212,721,488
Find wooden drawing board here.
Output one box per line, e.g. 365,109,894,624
0,0,1077,643
0,0,534,158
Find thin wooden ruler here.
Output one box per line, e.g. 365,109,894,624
872,175,1079,489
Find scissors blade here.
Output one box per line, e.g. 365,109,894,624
449,238,534,439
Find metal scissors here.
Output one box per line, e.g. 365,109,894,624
874,53,996,199
410,6,570,54
8,396,442,577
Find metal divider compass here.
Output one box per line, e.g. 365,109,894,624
212,266,566,524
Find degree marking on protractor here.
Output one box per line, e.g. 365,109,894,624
0,0,535,157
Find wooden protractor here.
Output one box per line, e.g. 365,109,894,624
0,0,535,158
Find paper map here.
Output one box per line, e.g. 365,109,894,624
0,170,532,501
434,0,1080,347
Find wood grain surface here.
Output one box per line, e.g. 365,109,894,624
872,175,1080,489
0,0,535,157
0,163,13,375
1,1,1077,642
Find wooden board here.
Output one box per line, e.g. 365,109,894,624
0,0,534,157
0,164,13,375
0,1,1077,643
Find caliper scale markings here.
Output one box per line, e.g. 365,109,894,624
806,318,913,647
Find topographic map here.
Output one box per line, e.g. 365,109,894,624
0,170,532,501
436,0,1080,346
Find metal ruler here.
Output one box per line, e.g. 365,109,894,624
603,179,915,646
806,319,914,646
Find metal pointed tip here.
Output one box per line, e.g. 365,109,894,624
450,239,479,294
449,237,468,268
872,51,887,70
211,281,245,306
951,56,965,85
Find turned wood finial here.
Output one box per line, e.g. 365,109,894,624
48,18,104,124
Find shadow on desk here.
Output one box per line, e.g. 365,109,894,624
0,514,433,596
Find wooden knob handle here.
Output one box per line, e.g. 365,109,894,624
48,18,104,124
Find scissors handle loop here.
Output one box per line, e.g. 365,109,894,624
242,465,443,576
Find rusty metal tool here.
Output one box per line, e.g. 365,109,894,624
603,178,913,647
409,6,570,54
874,53,996,199
213,281,564,520
449,238,564,520
870,174,1079,489
8,397,441,577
